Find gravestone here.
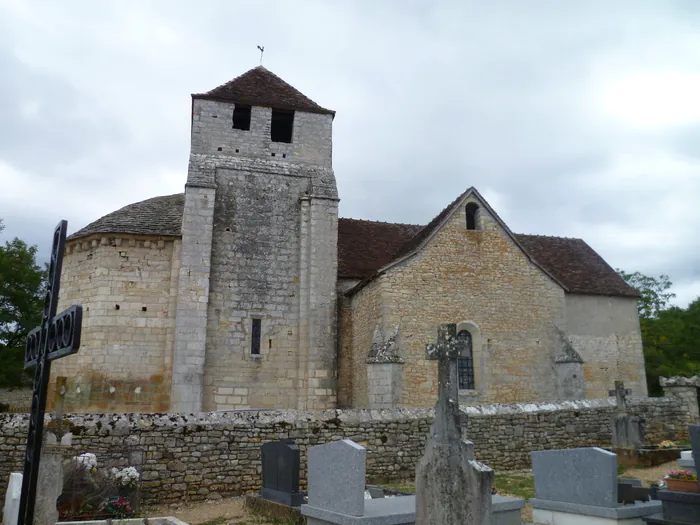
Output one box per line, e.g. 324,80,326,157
301,439,416,525
260,438,303,506
17,220,83,525
644,424,700,524
3,472,23,525
609,380,644,449
307,439,366,517
533,447,619,507
34,432,71,525
531,447,661,524
415,323,493,525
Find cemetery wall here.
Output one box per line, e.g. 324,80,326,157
47,235,181,414
0,389,32,411
0,397,691,504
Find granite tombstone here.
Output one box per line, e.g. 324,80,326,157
260,439,303,507
532,447,619,507
307,439,366,517
3,472,23,525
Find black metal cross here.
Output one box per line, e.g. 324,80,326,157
18,220,82,525
425,323,467,444
609,380,631,412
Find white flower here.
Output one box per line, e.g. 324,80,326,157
74,453,98,470
113,467,140,487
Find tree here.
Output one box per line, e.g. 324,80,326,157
617,269,700,395
0,220,46,387
616,269,676,320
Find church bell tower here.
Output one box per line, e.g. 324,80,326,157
170,67,339,412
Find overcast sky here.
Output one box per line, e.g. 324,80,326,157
1,0,698,307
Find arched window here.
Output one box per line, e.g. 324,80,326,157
465,203,479,230
457,329,475,389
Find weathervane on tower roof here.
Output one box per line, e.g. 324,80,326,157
257,45,265,65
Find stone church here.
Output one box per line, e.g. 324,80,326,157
49,66,646,414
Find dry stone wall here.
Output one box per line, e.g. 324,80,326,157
0,398,690,505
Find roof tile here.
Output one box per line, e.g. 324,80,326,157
68,194,638,298
193,66,334,115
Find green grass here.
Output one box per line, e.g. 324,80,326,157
198,517,230,525
493,472,535,500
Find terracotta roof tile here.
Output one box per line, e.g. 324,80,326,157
515,234,640,297
338,219,422,279
193,66,334,115
68,194,638,298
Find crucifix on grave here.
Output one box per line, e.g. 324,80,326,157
608,380,644,450
424,323,465,443
17,220,83,525
609,380,631,413
416,323,493,525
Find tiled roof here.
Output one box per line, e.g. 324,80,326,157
193,66,335,115
338,219,423,279
68,194,639,298
68,194,184,240
515,234,639,297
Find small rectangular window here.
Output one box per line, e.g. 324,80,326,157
251,318,261,355
271,109,294,143
233,104,251,131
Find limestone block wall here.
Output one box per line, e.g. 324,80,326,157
344,196,568,407
0,397,690,505
191,99,333,167
565,294,647,398
183,149,338,412
49,235,181,413
340,279,385,408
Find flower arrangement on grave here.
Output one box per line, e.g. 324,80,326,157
103,496,133,518
663,470,699,493
74,452,98,474
111,467,140,490
59,453,140,520
658,440,677,449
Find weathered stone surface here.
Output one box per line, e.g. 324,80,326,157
3,472,22,525
307,439,365,517
416,324,493,525
0,398,692,507
531,447,618,507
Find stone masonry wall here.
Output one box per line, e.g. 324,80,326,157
49,235,180,413
565,294,648,399
345,195,568,407
191,100,333,167
186,96,338,412
0,397,690,505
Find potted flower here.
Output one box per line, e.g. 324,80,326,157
659,440,677,449
111,467,140,498
663,470,699,492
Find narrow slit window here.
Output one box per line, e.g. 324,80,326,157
232,104,252,131
251,318,261,355
466,202,479,230
271,109,294,143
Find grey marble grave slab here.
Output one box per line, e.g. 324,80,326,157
530,498,662,519
302,495,416,525
307,439,366,517
531,447,618,507
690,425,700,473
492,495,526,525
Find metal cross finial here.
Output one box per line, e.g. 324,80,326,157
609,380,631,412
425,324,468,443
17,220,83,525
257,45,265,65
